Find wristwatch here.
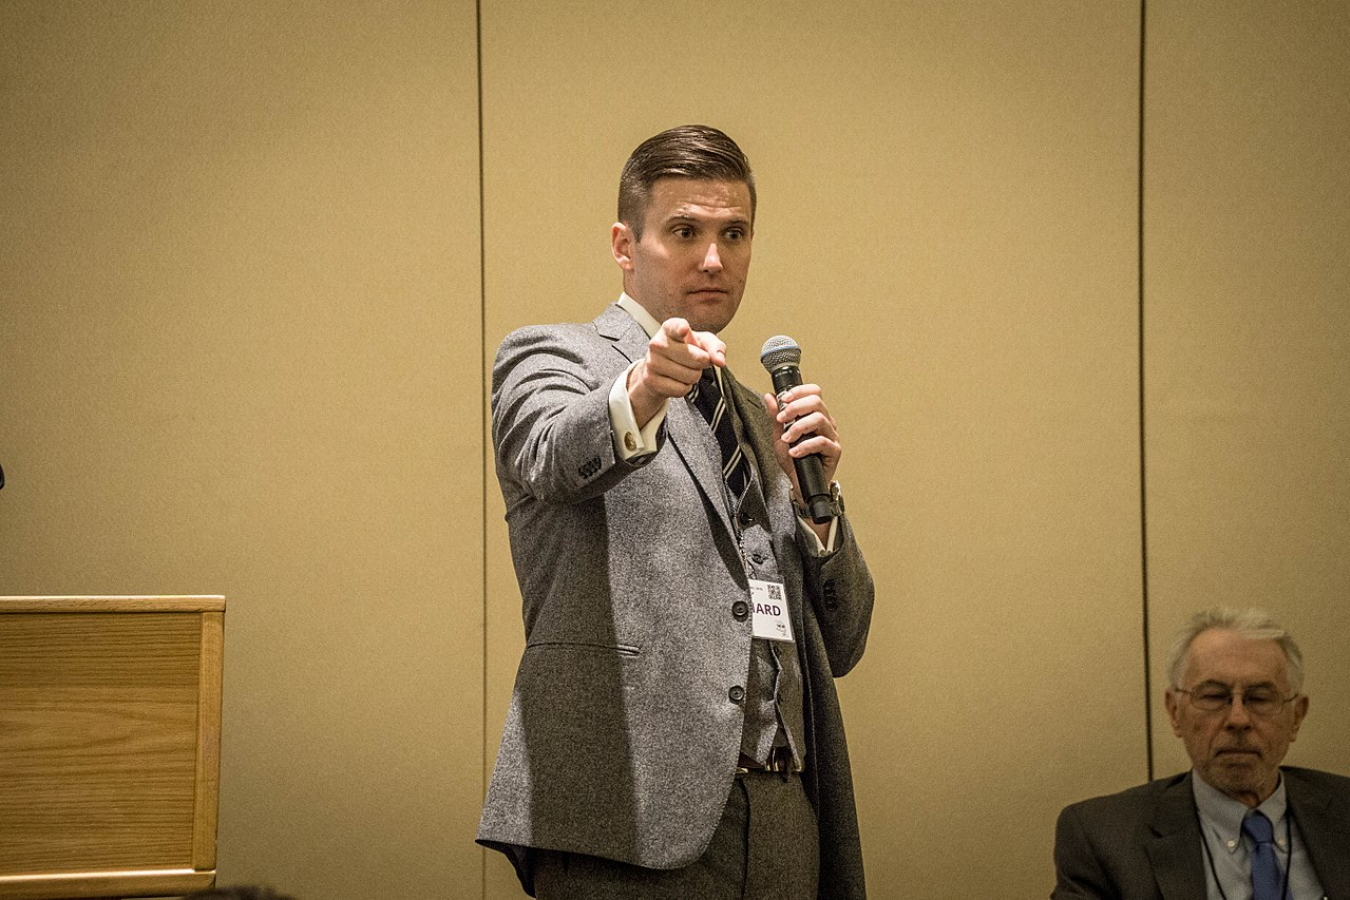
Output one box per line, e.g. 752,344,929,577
792,480,844,521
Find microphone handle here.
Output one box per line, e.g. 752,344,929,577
769,364,834,522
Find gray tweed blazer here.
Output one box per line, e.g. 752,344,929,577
478,303,875,899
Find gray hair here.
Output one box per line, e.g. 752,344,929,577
1166,606,1305,694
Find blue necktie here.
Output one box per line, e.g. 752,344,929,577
1242,811,1285,900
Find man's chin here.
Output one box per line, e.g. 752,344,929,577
686,312,734,334
683,294,739,333
1202,757,1276,799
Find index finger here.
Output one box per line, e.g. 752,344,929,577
686,330,727,369
776,382,823,406
661,318,695,345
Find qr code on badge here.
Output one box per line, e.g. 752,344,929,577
767,584,783,601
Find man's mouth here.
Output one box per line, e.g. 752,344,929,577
1215,747,1261,759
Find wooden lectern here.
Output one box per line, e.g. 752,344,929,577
0,596,224,900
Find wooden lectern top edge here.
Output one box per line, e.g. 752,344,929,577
0,867,200,885
0,595,226,613
0,867,214,900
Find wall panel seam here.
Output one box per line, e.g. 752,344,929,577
476,0,489,897
1138,0,1156,784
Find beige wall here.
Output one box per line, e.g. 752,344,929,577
0,2,484,898
1,2,1346,899
1144,3,1350,779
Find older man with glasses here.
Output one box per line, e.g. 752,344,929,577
1052,607,1350,900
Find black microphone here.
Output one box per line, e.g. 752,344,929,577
760,335,834,523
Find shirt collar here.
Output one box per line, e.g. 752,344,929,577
1192,769,1289,855
617,293,660,339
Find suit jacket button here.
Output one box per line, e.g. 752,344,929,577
732,600,749,621
728,686,745,703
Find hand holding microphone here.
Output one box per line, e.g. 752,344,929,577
760,336,842,523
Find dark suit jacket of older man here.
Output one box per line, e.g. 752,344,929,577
1053,767,1350,899
477,303,875,899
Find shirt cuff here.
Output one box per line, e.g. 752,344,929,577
796,514,839,556
609,361,667,460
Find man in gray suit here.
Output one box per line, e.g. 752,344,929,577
477,125,875,899
1053,607,1350,899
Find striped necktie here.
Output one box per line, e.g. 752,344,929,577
690,367,749,503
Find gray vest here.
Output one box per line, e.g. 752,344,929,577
716,384,806,767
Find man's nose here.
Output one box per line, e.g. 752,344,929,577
700,241,723,271
1224,695,1254,728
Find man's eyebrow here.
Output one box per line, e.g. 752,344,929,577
663,213,751,228
1193,679,1280,690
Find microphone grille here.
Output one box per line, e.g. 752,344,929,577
759,335,801,371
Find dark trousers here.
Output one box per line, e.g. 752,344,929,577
533,771,820,900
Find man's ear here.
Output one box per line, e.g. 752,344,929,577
1289,693,1309,741
1164,688,1184,737
611,222,635,271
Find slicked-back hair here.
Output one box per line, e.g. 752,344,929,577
1166,606,1305,694
618,124,755,239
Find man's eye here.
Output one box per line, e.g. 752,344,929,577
1197,691,1229,704
1244,690,1277,704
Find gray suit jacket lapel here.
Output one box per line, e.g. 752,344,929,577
667,398,738,539
1147,772,1208,900
594,304,736,542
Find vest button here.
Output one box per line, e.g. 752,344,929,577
728,685,745,703
737,508,755,528
732,600,749,620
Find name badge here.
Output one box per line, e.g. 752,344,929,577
749,579,794,643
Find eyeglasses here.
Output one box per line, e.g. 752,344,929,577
1174,685,1299,717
